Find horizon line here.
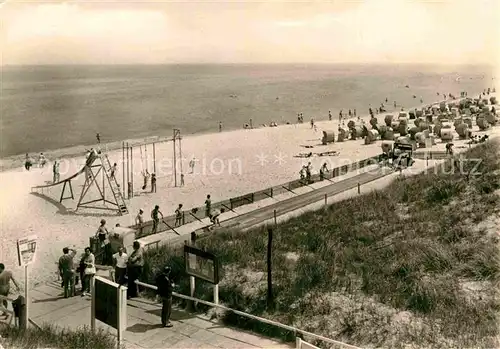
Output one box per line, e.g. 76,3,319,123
2,62,495,67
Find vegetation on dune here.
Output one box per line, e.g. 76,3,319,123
0,324,117,349
143,140,500,349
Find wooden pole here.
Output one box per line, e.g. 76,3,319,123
267,228,274,311
324,193,327,206
130,146,134,197
102,162,105,203
122,142,125,196
145,143,148,172
357,183,360,194
178,132,183,176
153,142,156,174
173,129,177,187
23,265,29,330
273,209,277,226
126,143,130,199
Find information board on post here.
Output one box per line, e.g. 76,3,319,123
184,245,219,284
91,276,127,347
17,235,37,267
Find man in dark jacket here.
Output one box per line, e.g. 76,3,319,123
156,266,174,327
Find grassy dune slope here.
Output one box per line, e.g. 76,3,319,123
0,324,116,349
143,140,500,349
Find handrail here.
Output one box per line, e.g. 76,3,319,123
0,295,16,303
135,280,361,349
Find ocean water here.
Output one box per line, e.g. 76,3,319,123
0,64,493,158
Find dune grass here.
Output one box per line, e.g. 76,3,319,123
0,324,117,349
143,140,500,348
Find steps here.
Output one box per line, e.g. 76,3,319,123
101,154,129,215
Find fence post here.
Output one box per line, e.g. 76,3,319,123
270,187,273,198
324,193,327,206
182,211,186,225
357,183,360,194
273,209,277,226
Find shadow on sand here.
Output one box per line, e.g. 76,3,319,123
30,192,119,218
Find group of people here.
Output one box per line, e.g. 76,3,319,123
299,162,330,182
24,153,47,171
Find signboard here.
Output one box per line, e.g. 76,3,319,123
17,235,37,267
184,245,219,284
93,277,126,330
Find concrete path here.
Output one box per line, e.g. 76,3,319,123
27,279,292,349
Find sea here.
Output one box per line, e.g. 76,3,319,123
0,63,494,162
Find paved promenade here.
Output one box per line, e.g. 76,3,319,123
28,279,292,349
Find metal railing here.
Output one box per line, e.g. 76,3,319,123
130,155,382,239
135,280,361,349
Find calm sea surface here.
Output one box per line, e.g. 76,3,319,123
0,64,493,158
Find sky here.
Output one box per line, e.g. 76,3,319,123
0,0,499,65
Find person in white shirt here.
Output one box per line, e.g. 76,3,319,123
113,246,128,285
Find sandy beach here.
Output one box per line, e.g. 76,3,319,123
0,90,498,289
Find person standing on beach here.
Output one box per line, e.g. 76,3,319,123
135,209,144,225
151,173,157,193
180,173,185,186
96,133,100,144
151,205,163,234
96,219,109,246
306,162,312,183
53,160,60,183
58,247,77,298
219,121,223,132
0,264,20,316
310,118,314,129
205,195,212,218
353,109,357,118
319,163,329,181
141,169,150,190
156,266,174,328
175,204,183,227
38,153,47,168
24,154,32,171
299,165,306,180
189,158,196,174
328,111,332,121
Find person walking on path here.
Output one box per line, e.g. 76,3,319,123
53,160,60,183
174,204,183,227
151,173,157,193
113,246,128,285
156,266,174,328
127,241,144,299
81,248,96,297
58,247,77,298
151,205,163,234
0,263,20,316
205,195,212,218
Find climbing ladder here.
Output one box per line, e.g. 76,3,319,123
101,154,129,215
76,151,128,215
